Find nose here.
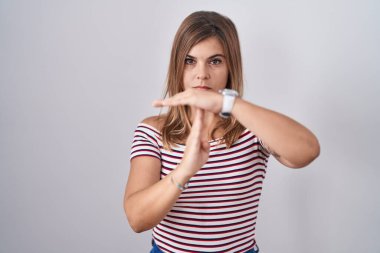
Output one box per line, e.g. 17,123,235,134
196,63,210,80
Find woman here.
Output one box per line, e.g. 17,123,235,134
124,11,320,253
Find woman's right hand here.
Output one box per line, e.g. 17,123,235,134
178,108,210,177
125,110,209,232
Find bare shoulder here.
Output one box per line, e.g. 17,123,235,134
141,114,166,132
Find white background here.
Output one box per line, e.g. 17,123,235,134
1,0,379,252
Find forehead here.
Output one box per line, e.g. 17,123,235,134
187,37,224,57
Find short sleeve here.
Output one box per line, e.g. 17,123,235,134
130,123,161,161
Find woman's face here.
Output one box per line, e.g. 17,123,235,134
183,37,228,92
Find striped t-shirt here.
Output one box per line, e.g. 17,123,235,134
130,123,270,253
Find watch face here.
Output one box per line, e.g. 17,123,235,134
227,89,238,96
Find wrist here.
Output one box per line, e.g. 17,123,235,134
170,175,189,191
172,164,193,185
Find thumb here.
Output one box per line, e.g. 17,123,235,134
196,109,209,144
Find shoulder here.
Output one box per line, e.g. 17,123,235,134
140,114,166,132
131,115,167,151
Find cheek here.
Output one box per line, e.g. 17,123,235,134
216,68,229,82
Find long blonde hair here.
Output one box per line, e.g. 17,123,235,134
162,11,245,149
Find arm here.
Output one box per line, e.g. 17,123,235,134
124,157,188,233
232,98,320,168
124,109,209,232
153,89,320,168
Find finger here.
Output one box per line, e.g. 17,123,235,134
187,108,203,141
152,100,164,107
192,108,204,132
193,109,210,147
152,94,188,107
195,109,209,152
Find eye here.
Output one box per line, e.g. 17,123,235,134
185,58,195,65
210,58,222,65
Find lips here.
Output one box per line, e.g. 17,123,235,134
194,85,211,90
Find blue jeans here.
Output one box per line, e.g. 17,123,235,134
150,240,259,253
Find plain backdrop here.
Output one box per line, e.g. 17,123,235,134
1,0,379,252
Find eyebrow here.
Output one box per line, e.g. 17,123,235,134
186,54,225,59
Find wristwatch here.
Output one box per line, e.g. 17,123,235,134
218,89,239,118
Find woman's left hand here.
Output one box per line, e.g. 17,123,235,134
152,89,223,113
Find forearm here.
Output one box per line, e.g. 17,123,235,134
232,98,320,168
124,167,191,233
126,109,209,232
